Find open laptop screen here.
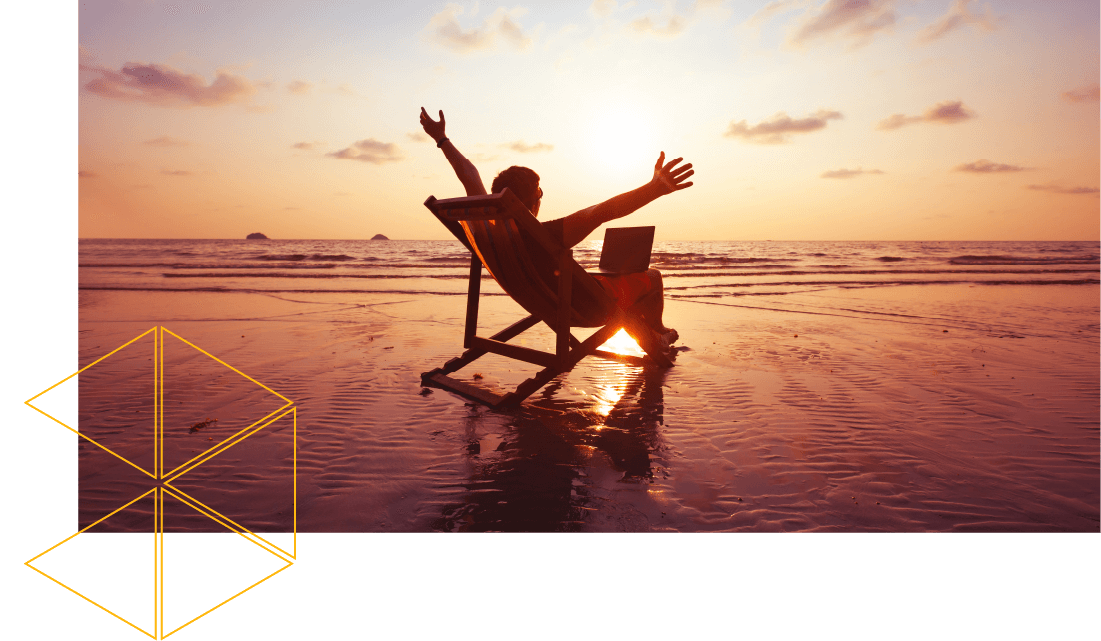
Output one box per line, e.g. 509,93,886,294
597,226,655,274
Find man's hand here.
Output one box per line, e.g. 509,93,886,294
420,107,446,143
650,151,694,196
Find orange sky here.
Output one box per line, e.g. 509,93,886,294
75,1,1099,240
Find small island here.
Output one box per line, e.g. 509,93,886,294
246,232,269,240
370,234,389,240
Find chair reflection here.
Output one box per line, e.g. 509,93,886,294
431,357,669,532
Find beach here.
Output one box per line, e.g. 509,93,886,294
75,239,1100,532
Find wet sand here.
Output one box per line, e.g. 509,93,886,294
78,284,1099,532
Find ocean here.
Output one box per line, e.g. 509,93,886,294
79,238,1100,297
75,237,1100,532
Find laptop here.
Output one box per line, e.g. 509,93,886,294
597,226,655,274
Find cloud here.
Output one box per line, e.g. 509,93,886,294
876,100,975,130
328,139,404,164
594,0,722,40
161,169,193,176
287,80,313,95
144,136,189,147
589,0,619,20
920,100,975,123
954,160,1028,173
745,0,803,28
292,141,325,151
81,61,258,107
724,109,843,144
917,0,1003,43
502,141,554,153
875,114,920,130
788,0,896,48
407,132,431,143
1062,84,1100,103
821,167,884,178
78,170,96,178
1026,184,1099,195
629,15,686,37
424,4,534,54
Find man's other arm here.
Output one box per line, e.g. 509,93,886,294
561,152,693,248
420,107,487,197
439,139,487,197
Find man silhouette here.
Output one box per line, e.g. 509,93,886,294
420,107,693,348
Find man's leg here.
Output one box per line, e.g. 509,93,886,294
594,269,677,343
633,269,673,336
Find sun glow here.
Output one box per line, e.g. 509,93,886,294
598,328,645,357
586,107,656,175
593,382,626,417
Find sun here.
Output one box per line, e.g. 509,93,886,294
586,107,657,176
598,328,646,357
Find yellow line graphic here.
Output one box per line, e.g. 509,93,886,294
25,326,297,638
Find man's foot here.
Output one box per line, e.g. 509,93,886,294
658,328,679,352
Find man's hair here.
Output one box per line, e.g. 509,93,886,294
491,166,540,210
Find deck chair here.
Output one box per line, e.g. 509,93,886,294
420,189,673,408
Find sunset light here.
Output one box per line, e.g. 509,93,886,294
73,0,1096,541
73,1,1098,241
585,104,657,175
598,328,647,357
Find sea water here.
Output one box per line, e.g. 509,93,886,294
79,238,1100,297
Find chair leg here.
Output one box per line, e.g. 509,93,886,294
499,321,621,406
421,314,541,380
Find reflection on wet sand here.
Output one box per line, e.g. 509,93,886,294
432,359,669,532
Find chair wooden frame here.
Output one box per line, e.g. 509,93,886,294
421,189,672,408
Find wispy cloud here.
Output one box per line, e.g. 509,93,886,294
292,141,325,151
744,0,804,28
1062,84,1100,103
161,169,193,176
81,62,258,108
876,100,975,130
954,160,1028,173
589,0,619,20
287,80,313,95
788,0,896,48
502,140,554,153
78,170,96,178
917,0,1003,43
1026,184,1099,195
629,15,686,37
424,4,534,54
593,0,722,40
724,109,843,144
821,167,884,179
328,139,404,164
407,132,430,143
144,136,189,147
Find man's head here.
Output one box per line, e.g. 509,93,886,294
491,166,542,216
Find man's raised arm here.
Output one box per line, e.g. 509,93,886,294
420,107,487,197
561,152,694,248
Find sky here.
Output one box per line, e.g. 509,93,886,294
76,0,1099,240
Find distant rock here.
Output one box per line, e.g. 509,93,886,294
370,234,390,240
246,232,269,240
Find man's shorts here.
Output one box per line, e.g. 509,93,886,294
592,270,654,310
